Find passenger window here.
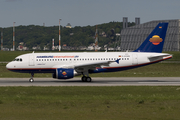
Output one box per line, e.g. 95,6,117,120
47,59,49,61
36,59,38,61
20,58,22,61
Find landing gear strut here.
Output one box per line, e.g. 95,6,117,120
29,73,34,82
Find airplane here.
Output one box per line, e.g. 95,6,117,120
6,22,172,82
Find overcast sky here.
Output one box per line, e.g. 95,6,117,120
0,0,180,28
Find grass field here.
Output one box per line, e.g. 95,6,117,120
0,86,180,120
1,51,180,120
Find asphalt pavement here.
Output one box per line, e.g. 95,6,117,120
0,77,180,86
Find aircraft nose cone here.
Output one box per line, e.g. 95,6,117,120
6,63,11,69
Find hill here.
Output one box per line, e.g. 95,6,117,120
1,22,135,50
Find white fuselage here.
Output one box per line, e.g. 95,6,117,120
6,52,172,76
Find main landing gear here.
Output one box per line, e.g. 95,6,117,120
29,73,34,82
81,76,92,82
81,71,92,82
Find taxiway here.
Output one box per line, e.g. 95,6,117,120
0,77,180,86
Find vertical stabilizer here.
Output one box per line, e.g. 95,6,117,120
133,22,168,53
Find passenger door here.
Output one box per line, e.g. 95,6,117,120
132,54,138,65
29,55,35,66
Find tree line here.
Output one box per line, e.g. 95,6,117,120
0,22,135,50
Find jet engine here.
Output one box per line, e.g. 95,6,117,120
52,68,74,79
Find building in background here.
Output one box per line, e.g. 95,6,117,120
120,19,180,51
66,23,72,28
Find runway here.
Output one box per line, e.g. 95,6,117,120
0,77,180,86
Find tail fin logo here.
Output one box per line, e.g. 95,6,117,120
149,35,163,45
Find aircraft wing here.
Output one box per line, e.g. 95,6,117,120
74,60,119,73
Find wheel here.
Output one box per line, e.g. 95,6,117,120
29,78,34,82
86,77,92,82
81,76,87,82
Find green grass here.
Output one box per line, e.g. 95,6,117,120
0,86,180,120
0,51,32,61
163,51,180,61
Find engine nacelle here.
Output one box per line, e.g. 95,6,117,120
52,68,74,79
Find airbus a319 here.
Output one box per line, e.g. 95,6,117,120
6,23,172,82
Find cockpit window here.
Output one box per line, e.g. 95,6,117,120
13,58,23,62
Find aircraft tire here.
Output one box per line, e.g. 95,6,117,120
86,77,92,82
29,78,34,82
81,76,87,82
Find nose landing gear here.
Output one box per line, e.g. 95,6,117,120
29,73,34,82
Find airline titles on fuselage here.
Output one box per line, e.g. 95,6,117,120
36,55,79,58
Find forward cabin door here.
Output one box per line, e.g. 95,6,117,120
29,55,35,66
132,54,138,65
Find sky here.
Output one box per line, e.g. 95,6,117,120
0,0,180,28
